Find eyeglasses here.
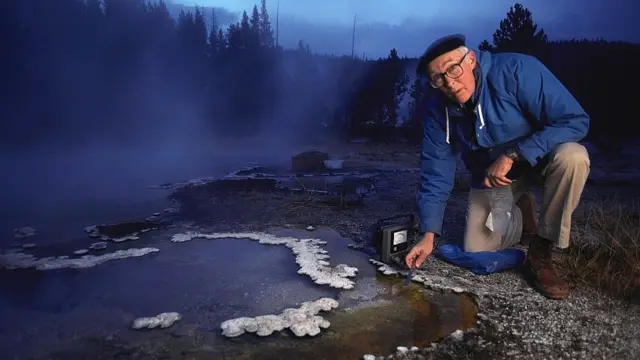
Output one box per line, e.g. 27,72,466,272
429,51,469,89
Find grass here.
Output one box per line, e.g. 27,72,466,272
559,194,640,299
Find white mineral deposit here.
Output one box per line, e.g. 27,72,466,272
361,345,420,360
170,231,359,289
89,241,107,250
84,225,100,238
0,247,159,270
110,234,140,242
131,312,182,330
220,297,339,338
369,259,468,294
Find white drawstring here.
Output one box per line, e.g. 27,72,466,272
477,103,485,129
445,107,450,144
445,102,485,145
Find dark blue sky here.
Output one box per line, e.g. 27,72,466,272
171,0,639,58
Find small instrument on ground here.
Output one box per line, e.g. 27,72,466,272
372,214,416,265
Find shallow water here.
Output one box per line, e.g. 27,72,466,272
1,227,477,360
32,278,477,360
210,278,477,360
0,236,339,358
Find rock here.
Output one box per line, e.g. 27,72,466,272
84,221,155,241
292,151,329,172
450,329,464,341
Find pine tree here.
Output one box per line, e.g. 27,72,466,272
491,3,547,55
407,79,425,124
250,5,261,48
239,11,251,49
226,23,240,50
478,39,493,52
208,8,219,57
259,0,275,47
216,29,226,53
392,49,408,126
193,7,208,58
250,6,261,32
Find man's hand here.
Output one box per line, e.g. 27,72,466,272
483,154,514,188
405,233,435,269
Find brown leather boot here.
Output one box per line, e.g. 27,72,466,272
516,192,538,246
523,236,569,300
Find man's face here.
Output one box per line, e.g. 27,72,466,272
427,49,477,103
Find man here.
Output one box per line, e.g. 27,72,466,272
405,34,590,300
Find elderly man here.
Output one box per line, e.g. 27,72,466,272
405,34,590,300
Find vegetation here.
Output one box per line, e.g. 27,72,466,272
562,195,640,300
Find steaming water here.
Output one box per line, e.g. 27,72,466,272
0,143,290,247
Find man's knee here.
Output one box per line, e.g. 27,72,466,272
548,142,590,173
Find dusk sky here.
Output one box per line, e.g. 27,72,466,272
171,0,639,58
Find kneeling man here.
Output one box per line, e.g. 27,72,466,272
405,34,590,300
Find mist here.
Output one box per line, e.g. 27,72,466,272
0,0,369,242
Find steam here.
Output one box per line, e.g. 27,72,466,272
0,1,365,244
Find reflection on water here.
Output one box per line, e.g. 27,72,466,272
39,275,477,360
18,227,478,360
220,275,477,360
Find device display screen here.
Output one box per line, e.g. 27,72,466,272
392,230,408,245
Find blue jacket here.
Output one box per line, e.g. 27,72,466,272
417,51,590,235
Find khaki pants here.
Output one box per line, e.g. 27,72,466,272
463,142,590,252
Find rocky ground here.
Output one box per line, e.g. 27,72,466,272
168,140,640,360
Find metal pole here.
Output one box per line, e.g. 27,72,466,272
276,0,280,47
351,14,356,59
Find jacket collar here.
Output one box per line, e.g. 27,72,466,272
472,50,492,107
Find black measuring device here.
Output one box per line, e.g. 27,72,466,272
372,214,416,265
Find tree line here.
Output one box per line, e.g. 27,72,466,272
0,1,637,148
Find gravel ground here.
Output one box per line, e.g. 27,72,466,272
168,147,640,360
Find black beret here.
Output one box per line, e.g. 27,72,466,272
416,34,466,75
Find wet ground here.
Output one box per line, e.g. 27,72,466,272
0,226,477,359
3,140,639,360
